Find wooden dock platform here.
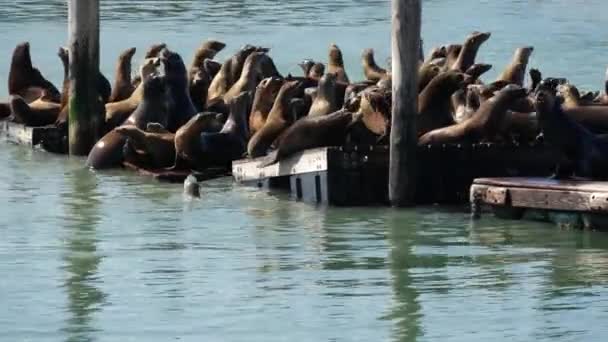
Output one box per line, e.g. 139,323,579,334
471,177,608,230
123,162,230,183
232,143,562,206
1,120,67,153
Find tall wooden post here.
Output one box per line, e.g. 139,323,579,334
68,0,102,156
389,0,421,207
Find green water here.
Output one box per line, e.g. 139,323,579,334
2,1,608,341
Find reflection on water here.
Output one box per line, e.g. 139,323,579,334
3,0,608,341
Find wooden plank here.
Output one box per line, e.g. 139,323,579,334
232,147,330,182
1,120,35,145
388,0,420,206
474,177,608,193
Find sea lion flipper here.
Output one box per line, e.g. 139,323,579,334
257,150,279,168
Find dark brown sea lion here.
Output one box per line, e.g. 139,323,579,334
308,73,338,117
465,63,492,82
451,32,491,73
109,47,137,102
529,68,542,93
535,88,608,179
247,80,300,158
170,112,227,170
199,91,252,168
115,124,176,169
418,63,442,92
417,71,468,136
223,51,266,104
259,110,353,167
554,84,608,132
444,44,462,70
362,48,387,82
8,42,61,104
159,48,197,132
129,43,168,89
206,45,258,108
249,76,284,136
496,46,534,86
327,43,350,83
188,40,226,81
299,59,315,76
308,62,325,81
9,95,61,126
418,84,527,145
424,46,447,65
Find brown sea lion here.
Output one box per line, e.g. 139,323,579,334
188,40,226,80
158,48,197,132
361,48,387,82
199,91,252,168
247,80,300,158
8,42,61,104
259,110,353,167
496,46,534,86
465,63,492,82
418,63,442,92
308,62,325,81
424,46,447,65
223,51,266,105
353,90,391,139
206,45,258,108
170,112,227,170
299,59,315,76
115,124,176,169
555,85,608,133
535,88,608,179
444,44,462,70
9,94,61,126
327,43,350,83
418,84,527,145
308,73,338,117
249,76,284,136
451,32,491,73
109,47,137,102
417,71,468,136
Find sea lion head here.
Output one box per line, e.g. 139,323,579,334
183,174,200,199
309,63,325,80
140,57,162,82
534,88,560,116
445,44,462,60
120,47,137,61
515,46,534,64
557,83,580,100
144,43,167,58
361,48,376,65
499,84,527,99
318,72,337,96
467,31,492,47
257,76,284,98
298,59,315,75
465,63,492,79
329,43,345,66
159,48,188,84
57,46,69,64
429,46,447,60
12,42,33,70
201,40,226,56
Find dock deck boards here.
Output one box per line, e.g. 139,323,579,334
1,120,67,153
471,177,608,230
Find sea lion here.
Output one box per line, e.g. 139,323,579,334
352,90,391,140
418,84,528,145
109,47,137,102
183,174,200,198
258,53,282,81
535,88,608,179
199,91,252,168
171,112,228,170
8,42,61,104
327,43,350,83
496,46,534,86
418,63,442,92
308,62,325,81
361,48,387,82
424,46,447,65
299,59,315,76
451,32,491,73
444,44,462,71
247,80,300,158
115,124,176,169
529,68,542,92
129,43,168,89
188,40,226,81
554,84,608,132
249,76,283,136
308,73,338,117
417,71,468,136
223,51,266,105
465,63,492,82
159,48,197,132
206,45,257,108
9,94,61,126
259,110,353,167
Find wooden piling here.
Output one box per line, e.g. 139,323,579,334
67,0,103,156
389,0,421,206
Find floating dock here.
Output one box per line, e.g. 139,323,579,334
232,143,562,206
1,120,67,153
471,177,608,230
123,162,230,183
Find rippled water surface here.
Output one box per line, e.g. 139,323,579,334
2,1,608,341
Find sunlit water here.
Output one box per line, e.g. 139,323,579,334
2,1,608,341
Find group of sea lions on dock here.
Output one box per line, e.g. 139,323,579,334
2,31,608,180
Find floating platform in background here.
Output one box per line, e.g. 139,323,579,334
0,120,67,153
232,143,562,206
471,177,608,230
123,162,230,183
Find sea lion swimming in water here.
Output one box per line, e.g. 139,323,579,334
451,32,491,73
109,47,137,103
361,48,387,82
8,42,61,104
249,76,283,136
327,43,349,83
535,87,608,179
308,73,338,117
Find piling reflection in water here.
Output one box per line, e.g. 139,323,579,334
59,168,105,342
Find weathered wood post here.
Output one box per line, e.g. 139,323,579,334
389,0,421,207
68,0,102,155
